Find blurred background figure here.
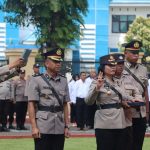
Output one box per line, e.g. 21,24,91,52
74,72,89,130
14,69,28,130
0,77,14,132
86,69,97,129
32,63,41,76
68,74,80,126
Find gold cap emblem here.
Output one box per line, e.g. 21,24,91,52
56,49,62,56
134,42,139,48
108,55,115,62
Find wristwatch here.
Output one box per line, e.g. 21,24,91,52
64,125,69,129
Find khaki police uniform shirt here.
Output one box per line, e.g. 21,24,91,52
0,66,18,83
27,73,70,134
114,74,142,127
14,78,27,102
124,61,148,118
0,79,14,100
0,65,10,76
85,78,132,129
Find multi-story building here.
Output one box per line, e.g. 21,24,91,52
0,0,150,73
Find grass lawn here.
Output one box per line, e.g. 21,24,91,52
0,137,150,150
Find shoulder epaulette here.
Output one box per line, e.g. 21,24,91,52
58,74,66,78
32,73,43,77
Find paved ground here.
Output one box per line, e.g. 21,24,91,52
1,123,150,139
0,123,96,139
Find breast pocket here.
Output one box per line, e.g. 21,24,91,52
36,112,48,120
59,90,66,100
124,85,134,96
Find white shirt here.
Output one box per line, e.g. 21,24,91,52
74,79,89,99
68,80,76,103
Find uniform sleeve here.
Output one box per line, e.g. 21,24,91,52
85,80,99,105
0,65,10,76
64,81,70,103
10,80,15,99
28,77,40,102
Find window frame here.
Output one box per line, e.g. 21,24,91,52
112,15,136,33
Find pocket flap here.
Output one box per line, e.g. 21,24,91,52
36,112,48,120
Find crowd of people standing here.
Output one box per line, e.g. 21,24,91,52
0,40,149,150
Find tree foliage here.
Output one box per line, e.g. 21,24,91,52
0,0,88,51
125,16,150,56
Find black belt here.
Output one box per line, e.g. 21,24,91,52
97,103,122,109
38,105,63,113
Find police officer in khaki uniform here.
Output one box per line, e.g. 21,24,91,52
123,40,149,150
14,69,28,130
32,63,41,77
113,53,143,150
0,58,25,82
0,78,14,131
28,48,70,150
85,54,134,150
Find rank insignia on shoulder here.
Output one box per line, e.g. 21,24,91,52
58,74,66,78
33,73,42,77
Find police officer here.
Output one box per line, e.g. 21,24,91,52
0,78,14,131
28,48,70,150
113,53,143,150
33,63,41,77
85,54,134,150
123,40,149,150
0,58,25,82
14,69,28,130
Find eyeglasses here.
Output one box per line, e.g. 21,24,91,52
127,50,139,55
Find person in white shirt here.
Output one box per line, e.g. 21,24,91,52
68,74,79,126
74,72,89,130
86,69,97,129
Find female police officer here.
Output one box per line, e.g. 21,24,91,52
85,54,134,150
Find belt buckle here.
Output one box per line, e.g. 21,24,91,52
50,106,55,113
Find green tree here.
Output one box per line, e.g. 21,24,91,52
125,16,150,56
0,0,88,52
124,16,150,71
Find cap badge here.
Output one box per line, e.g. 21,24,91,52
134,42,139,48
56,49,62,56
108,55,115,62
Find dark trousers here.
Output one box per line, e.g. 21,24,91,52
15,101,28,128
70,103,76,123
124,126,133,150
76,97,87,128
132,117,146,150
34,134,65,150
95,128,126,150
86,103,97,128
0,100,10,127
7,101,15,125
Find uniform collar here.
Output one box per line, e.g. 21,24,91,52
45,72,60,81
125,60,139,69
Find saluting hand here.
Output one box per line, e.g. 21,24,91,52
96,71,104,90
32,127,41,139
